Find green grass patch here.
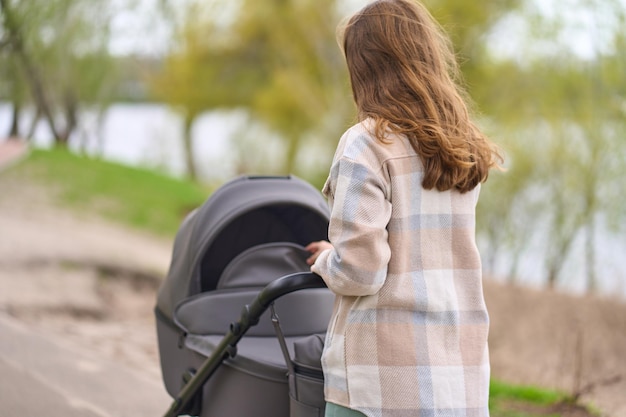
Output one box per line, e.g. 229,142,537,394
12,147,211,237
489,379,595,417
490,379,565,406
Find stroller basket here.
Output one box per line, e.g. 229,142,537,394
155,176,331,417
284,328,326,417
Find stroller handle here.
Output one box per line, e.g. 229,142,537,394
163,272,326,417
246,272,327,324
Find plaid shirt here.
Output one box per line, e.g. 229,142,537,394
312,120,490,417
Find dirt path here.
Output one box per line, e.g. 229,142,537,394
0,146,624,416
0,165,172,382
485,281,626,417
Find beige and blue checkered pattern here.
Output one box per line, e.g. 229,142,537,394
312,120,490,417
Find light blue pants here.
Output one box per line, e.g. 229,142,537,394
325,402,367,417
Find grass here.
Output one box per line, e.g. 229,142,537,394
490,380,561,417
491,379,564,406
490,380,597,417
3,147,598,416
9,147,211,237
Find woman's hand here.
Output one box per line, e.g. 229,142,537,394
305,240,334,266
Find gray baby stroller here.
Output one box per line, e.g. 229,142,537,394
155,175,333,417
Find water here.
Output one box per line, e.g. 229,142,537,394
483,224,626,300
0,102,245,182
1,102,624,300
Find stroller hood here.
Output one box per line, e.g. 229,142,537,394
156,175,329,319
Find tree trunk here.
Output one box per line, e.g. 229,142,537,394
546,266,558,290
8,100,21,138
507,254,520,285
95,109,106,158
182,113,197,181
57,91,78,147
0,0,62,143
284,133,301,175
584,217,597,294
25,105,41,141
545,229,578,290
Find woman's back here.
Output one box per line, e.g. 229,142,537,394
315,120,490,416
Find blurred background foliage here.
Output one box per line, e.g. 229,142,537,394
1,0,625,296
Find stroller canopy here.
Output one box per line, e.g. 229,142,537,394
157,175,330,318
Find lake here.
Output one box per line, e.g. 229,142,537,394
0,102,247,182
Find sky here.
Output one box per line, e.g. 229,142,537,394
488,0,625,61
106,0,368,56
108,0,176,56
107,0,625,59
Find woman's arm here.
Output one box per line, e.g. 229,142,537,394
310,157,392,297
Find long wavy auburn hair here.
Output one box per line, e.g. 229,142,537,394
340,0,502,192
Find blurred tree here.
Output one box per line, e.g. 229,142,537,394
0,0,117,146
239,0,351,174
0,55,29,138
150,1,269,180
423,0,524,90
151,0,350,179
476,127,544,282
474,0,626,292
573,49,625,293
0,0,60,141
152,0,625,295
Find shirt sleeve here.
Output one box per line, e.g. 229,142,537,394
311,157,392,296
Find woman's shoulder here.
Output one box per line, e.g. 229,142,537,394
337,119,415,166
339,119,375,146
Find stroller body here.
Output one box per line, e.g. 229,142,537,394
155,176,333,417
